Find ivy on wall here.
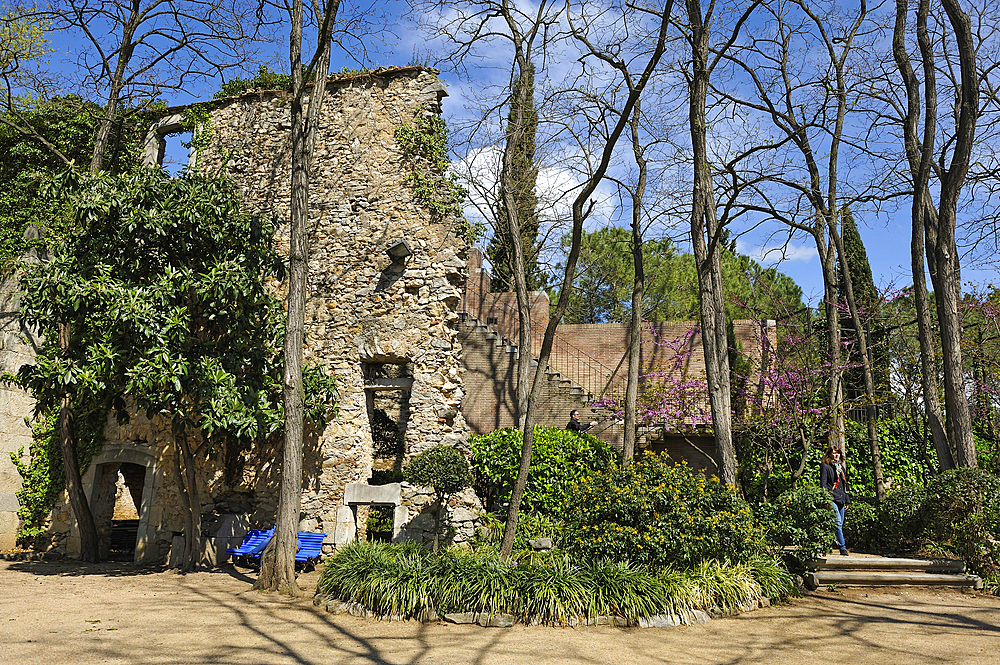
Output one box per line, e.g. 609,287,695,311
395,111,483,244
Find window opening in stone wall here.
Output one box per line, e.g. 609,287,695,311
364,361,412,475
92,462,146,560
162,133,193,176
366,505,394,543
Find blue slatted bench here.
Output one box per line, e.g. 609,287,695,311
295,531,327,570
226,527,274,563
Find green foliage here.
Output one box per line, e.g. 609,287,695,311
920,469,1000,576
841,498,878,552
847,418,936,491
214,66,294,98
756,484,836,571
564,452,765,568
404,445,472,498
395,112,479,242
179,103,213,165
315,541,797,624
0,95,141,270
557,230,804,324
469,425,617,515
10,168,338,542
369,468,405,485
487,64,543,292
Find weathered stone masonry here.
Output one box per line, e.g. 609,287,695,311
0,67,482,561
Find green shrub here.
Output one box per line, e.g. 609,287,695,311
405,445,472,496
877,484,927,553
757,484,836,570
563,452,765,568
404,445,472,552
470,426,617,515
315,542,796,624
920,468,1000,576
842,498,878,552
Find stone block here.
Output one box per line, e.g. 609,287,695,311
476,613,515,628
639,614,681,629
528,538,553,551
450,507,477,523
392,505,408,540
444,612,475,625
343,482,402,506
334,505,357,547
167,535,185,569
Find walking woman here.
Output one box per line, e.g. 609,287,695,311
820,444,851,555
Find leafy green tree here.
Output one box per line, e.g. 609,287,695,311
558,227,804,324
404,445,472,552
13,168,337,569
0,95,140,269
486,64,543,292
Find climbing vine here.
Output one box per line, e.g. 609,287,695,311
395,112,482,244
6,407,106,543
180,102,213,168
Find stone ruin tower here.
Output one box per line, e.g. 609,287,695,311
0,67,477,562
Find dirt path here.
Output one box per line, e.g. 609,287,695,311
2,559,999,664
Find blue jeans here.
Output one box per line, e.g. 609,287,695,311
832,502,847,551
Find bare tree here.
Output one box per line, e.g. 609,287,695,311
891,0,979,468
710,0,885,481
681,0,761,487
254,0,342,595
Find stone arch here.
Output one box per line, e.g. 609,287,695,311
79,444,161,565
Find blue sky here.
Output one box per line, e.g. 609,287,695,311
46,0,996,304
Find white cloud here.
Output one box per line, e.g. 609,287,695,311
737,239,817,265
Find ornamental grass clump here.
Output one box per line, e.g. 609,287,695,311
564,452,765,568
315,542,797,625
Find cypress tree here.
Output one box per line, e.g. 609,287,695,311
487,64,543,291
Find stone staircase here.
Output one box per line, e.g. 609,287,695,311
460,313,588,399
807,553,984,590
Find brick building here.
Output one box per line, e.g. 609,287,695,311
458,247,777,470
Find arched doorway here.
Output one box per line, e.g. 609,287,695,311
81,444,159,564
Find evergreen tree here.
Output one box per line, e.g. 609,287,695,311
486,64,543,291
837,208,889,405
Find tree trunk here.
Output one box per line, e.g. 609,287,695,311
623,101,647,466
255,0,339,595
58,321,99,562
892,0,952,470
174,425,203,571
687,0,737,487
892,0,976,469
498,54,539,557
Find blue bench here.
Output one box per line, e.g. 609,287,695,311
226,527,274,562
295,532,327,570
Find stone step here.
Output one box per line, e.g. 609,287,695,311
812,556,966,574
808,570,983,589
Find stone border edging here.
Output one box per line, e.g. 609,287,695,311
311,594,777,628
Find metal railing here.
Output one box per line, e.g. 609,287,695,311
460,297,625,404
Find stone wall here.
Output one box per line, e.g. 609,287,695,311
0,272,38,550
8,67,479,562
186,67,475,552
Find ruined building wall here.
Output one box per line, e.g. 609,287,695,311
0,273,37,550
190,67,474,547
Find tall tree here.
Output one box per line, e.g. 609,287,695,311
486,63,543,292
892,0,977,468
254,0,342,596
682,0,761,487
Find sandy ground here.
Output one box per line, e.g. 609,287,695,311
2,559,999,665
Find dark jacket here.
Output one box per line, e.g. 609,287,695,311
567,417,591,432
820,462,850,506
